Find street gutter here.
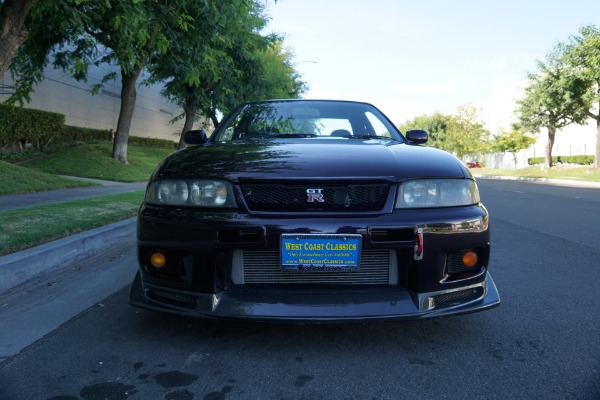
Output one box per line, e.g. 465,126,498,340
0,217,136,296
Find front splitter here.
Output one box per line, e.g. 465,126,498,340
129,272,500,323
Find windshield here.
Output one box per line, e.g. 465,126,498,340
213,100,404,143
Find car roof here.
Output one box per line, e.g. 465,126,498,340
243,99,376,107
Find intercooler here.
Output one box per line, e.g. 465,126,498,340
231,249,398,286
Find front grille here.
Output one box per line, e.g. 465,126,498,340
370,228,415,242
241,183,389,212
239,249,393,285
432,287,483,307
149,288,196,305
218,228,263,243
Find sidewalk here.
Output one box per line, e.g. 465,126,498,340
0,177,147,211
0,178,145,295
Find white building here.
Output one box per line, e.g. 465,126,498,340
1,63,185,143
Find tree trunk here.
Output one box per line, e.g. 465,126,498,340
178,104,196,150
545,128,556,169
209,108,219,128
0,0,38,77
112,68,142,164
594,116,600,170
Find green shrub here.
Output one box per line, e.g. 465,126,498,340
62,125,108,141
527,155,595,165
128,136,177,149
528,156,553,165
62,126,176,148
0,104,65,149
566,155,595,165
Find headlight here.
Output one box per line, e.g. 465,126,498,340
146,179,236,208
396,179,480,208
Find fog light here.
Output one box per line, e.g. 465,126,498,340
462,251,478,268
150,252,166,268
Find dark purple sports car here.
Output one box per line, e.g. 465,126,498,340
129,99,500,322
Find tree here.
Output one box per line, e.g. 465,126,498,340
6,0,88,105
9,0,191,163
491,126,537,169
6,0,305,158
149,0,271,148
0,0,38,78
249,40,308,101
150,1,306,149
445,104,490,159
57,0,191,163
516,44,589,169
561,25,600,170
398,112,451,150
399,107,488,158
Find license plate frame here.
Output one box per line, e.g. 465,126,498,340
280,234,362,272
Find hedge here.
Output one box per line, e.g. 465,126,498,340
0,104,177,151
61,125,108,141
63,125,177,149
527,155,595,165
129,136,178,149
0,104,65,149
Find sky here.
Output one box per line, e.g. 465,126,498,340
264,0,598,128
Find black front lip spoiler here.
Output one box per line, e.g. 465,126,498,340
129,272,500,323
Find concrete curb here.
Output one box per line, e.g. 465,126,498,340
0,217,136,296
473,174,600,189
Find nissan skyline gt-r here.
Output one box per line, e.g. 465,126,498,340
129,99,500,322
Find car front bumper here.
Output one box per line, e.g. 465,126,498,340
129,270,500,322
129,203,499,322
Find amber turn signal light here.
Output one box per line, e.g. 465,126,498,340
462,251,478,268
150,252,167,268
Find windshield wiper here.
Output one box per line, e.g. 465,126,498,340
344,135,399,141
342,134,371,139
271,133,318,138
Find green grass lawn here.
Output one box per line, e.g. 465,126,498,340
0,191,144,256
21,143,174,182
0,160,97,195
0,142,172,256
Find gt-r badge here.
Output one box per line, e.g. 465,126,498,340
344,194,352,207
306,188,324,203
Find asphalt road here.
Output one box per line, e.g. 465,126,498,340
0,179,599,400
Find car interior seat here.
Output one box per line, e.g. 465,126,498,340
330,129,352,137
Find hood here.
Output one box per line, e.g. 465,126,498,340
154,139,468,182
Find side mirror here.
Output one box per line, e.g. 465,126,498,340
183,129,208,145
405,129,428,144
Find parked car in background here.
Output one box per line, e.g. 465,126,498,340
467,160,481,168
129,99,500,322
